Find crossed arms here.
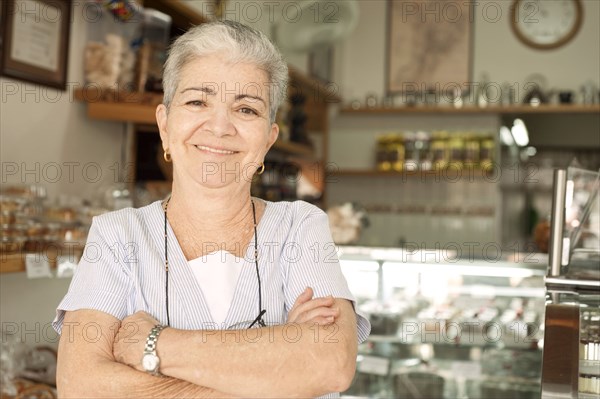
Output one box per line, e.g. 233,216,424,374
57,289,358,398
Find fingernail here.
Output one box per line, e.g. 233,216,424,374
327,316,334,323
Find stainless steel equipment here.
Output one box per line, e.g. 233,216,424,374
542,167,600,399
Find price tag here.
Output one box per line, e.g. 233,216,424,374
25,254,52,279
357,355,390,376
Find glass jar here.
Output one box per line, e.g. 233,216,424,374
431,131,450,170
84,0,143,89
403,132,418,171
464,133,481,168
391,134,405,172
138,9,172,92
480,136,495,171
448,134,466,169
376,135,391,171
415,131,432,171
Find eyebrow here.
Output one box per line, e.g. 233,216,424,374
235,94,266,107
180,87,217,95
180,87,266,107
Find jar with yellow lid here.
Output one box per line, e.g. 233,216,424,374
464,133,481,168
480,136,495,172
391,134,405,172
431,131,450,170
448,133,466,169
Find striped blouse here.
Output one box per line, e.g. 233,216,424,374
53,199,371,397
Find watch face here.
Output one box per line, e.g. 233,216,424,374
512,0,582,49
142,353,159,372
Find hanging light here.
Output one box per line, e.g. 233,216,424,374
511,118,530,147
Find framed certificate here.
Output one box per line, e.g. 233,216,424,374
1,0,71,90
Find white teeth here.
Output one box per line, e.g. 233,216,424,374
195,145,235,155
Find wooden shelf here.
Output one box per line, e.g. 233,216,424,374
332,168,492,179
74,87,160,124
340,104,600,115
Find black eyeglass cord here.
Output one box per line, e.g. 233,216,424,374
163,197,265,328
164,196,171,327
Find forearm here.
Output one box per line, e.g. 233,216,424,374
59,357,235,399
57,310,236,399
160,315,356,397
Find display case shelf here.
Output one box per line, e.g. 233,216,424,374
580,360,600,376
332,168,493,179
365,334,540,351
341,104,600,116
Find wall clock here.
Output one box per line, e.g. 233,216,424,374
510,0,583,50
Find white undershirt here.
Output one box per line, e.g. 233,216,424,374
187,250,244,325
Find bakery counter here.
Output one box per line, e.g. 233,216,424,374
338,245,547,399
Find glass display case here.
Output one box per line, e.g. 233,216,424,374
542,167,600,399
338,246,547,399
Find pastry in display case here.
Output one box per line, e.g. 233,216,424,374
337,246,547,398
0,185,108,273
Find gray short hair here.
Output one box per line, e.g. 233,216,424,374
162,20,288,124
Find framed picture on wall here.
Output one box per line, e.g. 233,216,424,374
386,0,473,94
1,0,71,90
0,2,4,59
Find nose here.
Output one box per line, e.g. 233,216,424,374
204,106,236,138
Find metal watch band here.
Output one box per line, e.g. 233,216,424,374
144,324,166,354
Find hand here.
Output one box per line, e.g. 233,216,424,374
113,311,161,371
287,287,339,325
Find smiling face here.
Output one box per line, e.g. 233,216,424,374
156,53,279,190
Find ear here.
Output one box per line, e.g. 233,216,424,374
265,122,280,151
156,104,169,150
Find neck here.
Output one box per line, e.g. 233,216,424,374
167,178,254,231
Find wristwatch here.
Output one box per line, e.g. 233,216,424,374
142,324,166,375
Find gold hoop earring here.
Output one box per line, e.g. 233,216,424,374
163,150,172,163
257,163,265,175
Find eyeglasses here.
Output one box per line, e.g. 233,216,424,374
228,310,269,330
249,309,267,328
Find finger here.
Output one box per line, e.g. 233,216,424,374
304,316,336,326
295,305,339,324
288,295,334,323
290,297,335,322
291,287,313,311
293,296,335,317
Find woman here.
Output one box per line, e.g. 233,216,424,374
53,20,370,398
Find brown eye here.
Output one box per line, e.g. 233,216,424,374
186,100,206,107
239,107,258,116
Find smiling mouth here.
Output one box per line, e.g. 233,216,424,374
195,145,238,155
